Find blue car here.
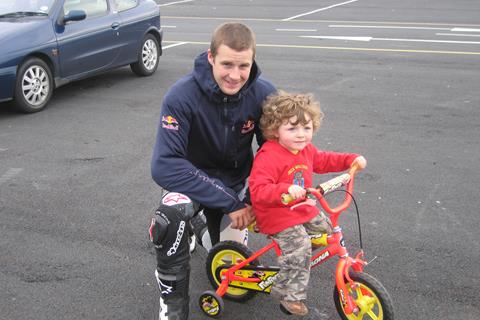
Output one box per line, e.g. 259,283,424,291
0,0,162,113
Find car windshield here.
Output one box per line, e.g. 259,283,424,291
0,0,55,16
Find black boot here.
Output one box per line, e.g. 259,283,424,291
155,268,190,320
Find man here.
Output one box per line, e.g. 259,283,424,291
150,22,276,319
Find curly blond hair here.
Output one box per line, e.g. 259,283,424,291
260,90,324,140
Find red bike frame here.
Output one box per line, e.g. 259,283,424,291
215,165,367,315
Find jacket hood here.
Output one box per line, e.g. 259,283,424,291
192,51,261,103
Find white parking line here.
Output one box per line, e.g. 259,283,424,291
437,33,480,37
373,37,480,44
301,35,480,44
0,168,23,186
302,36,372,41
276,28,317,32
328,25,480,32
162,42,188,50
329,24,450,31
451,27,480,32
158,0,194,7
283,0,360,21
0,148,8,152
162,40,480,55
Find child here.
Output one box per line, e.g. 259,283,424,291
249,91,366,316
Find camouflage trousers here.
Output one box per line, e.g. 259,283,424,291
270,211,333,301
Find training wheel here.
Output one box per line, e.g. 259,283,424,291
199,290,224,318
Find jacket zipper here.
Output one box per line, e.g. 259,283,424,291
223,97,239,168
222,97,229,164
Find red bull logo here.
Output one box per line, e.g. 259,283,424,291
162,115,179,130
241,119,255,134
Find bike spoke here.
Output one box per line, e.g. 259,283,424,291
367,307,379,319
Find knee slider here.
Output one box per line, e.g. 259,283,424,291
149,205,188,248
149,208,170,247
151,205,191,270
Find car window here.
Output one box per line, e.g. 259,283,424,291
64,0,108,19
0,0,55,15
114,0,137,12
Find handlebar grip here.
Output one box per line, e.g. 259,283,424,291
281,193,294,204
316,173,351,195
349,162,360,175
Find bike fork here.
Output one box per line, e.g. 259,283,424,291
335,257,360,315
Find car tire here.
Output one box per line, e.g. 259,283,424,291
14,57,54,113
130,34,159,76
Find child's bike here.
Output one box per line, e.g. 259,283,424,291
198,165,394,319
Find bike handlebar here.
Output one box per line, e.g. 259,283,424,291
281,164,361,220
280,173,350,204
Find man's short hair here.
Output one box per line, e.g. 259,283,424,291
210,22,256,58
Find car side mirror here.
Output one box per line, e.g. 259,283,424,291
63,10,86,23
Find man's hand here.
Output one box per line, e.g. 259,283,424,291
228,206,253,230
245,204,256,225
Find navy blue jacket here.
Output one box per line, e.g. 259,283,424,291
151,52,276,214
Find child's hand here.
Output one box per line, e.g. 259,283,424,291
288,185,306,200
351,156,367,171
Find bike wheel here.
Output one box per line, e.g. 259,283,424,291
333,271,394,320
206,240,258,302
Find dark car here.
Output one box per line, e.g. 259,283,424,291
0,0,162,113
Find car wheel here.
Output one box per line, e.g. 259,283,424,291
130,34,159,76
14,57,53,113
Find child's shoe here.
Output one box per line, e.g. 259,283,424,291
279,300,308,316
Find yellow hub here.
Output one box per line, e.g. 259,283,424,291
200,295,220,316
211,249,250,296
342,282,383,320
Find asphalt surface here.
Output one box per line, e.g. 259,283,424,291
1,1,480,319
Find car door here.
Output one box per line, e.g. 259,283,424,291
113,0,142,65
54,0,121,79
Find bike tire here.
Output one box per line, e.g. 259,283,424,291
205,240,258,302
333,271,394,320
